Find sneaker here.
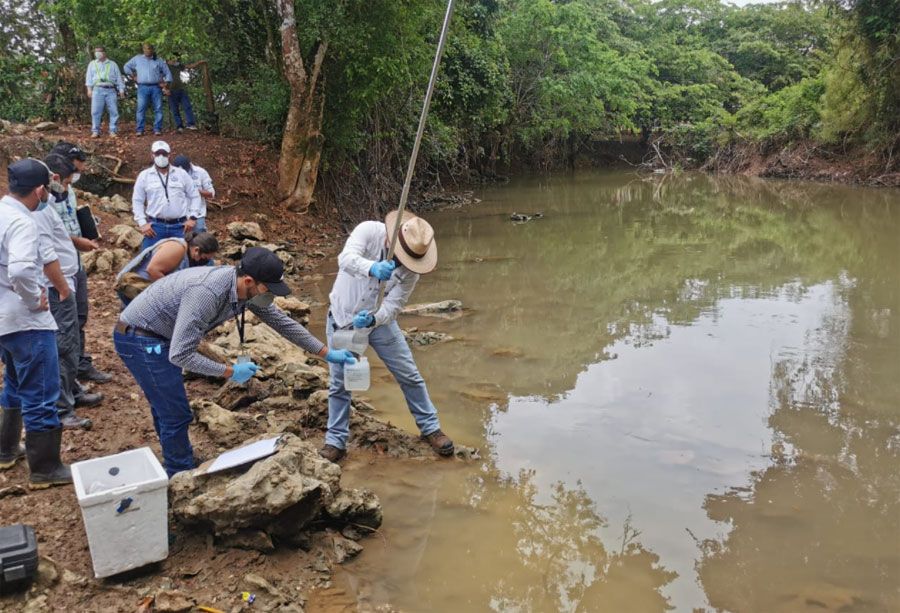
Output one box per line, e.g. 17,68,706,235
318,444,346,463
176,127,183,133
423,430,454,457
74,392,103,408
186,125,199,131
153,131,162,136
78,364,113,384
136,132,144,137
90,133,100,139
109,132,118,139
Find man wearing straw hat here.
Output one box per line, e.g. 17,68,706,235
322,210,453,462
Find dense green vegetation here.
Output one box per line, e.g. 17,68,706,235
1,1,897,182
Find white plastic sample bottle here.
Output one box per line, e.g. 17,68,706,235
344,357,371,392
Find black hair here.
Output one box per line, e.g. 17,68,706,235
185,231,219,254
44,154,76,180
50,141,86,162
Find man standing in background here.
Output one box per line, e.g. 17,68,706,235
165,53,202,132
123,43,172,136
172,155,214,232
132,141,201,249
47,142,113,385
85,46,124,138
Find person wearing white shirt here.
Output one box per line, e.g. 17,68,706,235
172,155,215,232
321,211,454,462
0,159,72,489
36,155,97,431
132,140,201,250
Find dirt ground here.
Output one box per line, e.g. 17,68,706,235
0,123,398,612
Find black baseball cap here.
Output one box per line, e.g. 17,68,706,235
172,154,191,172
239,247,290,296
8,158,50,193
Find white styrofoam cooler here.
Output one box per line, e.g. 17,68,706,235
71,447,169,578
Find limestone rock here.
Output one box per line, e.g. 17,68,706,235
33,121,59,132
96,193,132,214
227,221,265,241
403,328,453,346
154,589,196,613
402,300,463,318
274,296,311,325
108,224,143,250
212,379,272,411
326,488,383,530
217,529,275,553
191,400,261,448
330,533,363,563
170,434,343,535
82,248,130,275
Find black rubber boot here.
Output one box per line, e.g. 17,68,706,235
25,428,72,489
0,407,25,470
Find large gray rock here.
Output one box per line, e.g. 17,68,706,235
170,434,344,535
191,399,262,447
326,488,383,529
402,300,464,318
81,248,130,275
108,224,143,250
227,221,265,241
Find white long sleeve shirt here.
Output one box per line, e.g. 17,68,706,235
132,165,201,226
188,164,215,219
0,196,58,335
328,221,418,329
34,201,79,292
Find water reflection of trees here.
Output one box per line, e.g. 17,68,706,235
428,172,885,403
696,218,900,612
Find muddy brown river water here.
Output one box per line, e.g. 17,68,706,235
308,171,899,612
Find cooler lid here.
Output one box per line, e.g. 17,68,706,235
0,525,31,555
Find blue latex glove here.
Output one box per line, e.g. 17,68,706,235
230,361,259,384
353,309,375,329
326,349,357,365
369,260,396,281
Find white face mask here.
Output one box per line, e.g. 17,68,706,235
71,172,81,184
95,52,104,61
248,292,275,308
154,155,169,168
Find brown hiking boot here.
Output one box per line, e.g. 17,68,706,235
319,444,346,463
423,430,454,457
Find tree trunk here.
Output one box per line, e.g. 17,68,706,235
274,0,328,212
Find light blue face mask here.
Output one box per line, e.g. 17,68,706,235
35,188,51,211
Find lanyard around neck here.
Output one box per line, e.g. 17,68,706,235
155,169,170,202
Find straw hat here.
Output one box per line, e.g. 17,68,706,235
385,210,438,274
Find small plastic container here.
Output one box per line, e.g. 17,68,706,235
344,357,370,391
0,524,38,593
332,329,369,355
71,447,169,578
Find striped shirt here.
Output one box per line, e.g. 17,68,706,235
119,266,325,376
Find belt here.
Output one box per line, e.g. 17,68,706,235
115,320,166,340
138,83,161,87
148,216,187,224
95,84,115,88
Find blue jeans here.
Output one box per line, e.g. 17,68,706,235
113,330,194,476
136,84,163,134
326,314,441,449
90,87,119,134
168,89,196,129
193,217,207,233
0,330,62,432
141,219,186,251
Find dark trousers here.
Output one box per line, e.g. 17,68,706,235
113,330,194,476
48,288,79,411
0,330,61,432
168,89,196,129
75,268,93,375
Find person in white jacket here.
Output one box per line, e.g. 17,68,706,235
322,210,454,462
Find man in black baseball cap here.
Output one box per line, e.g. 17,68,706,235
1,158,74,489
112,246,356,476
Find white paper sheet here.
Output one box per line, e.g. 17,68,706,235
205,436,281,474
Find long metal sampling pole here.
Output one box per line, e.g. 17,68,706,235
375,0,456,309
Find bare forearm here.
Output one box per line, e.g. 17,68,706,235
43,261,69,297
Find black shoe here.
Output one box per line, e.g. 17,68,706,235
74,392,103,408
0,407,25,470
25,428,72,489
78,365,113,384
59,410,93,430
319,444,346,463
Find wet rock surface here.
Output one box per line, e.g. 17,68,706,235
227,220,266,241
402,299,463,317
